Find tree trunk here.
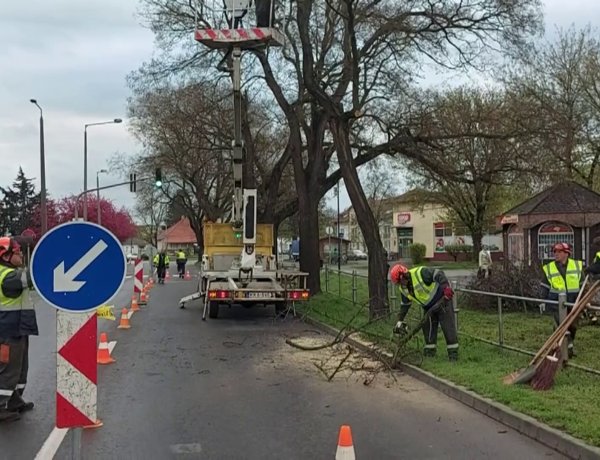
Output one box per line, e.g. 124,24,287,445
331,118,389,318
297,189,322,295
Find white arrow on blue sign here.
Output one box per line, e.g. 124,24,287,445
31,222,126,313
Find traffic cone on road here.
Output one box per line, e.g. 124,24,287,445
165,270,171,282
185,270,192,280
139,290,148,306
131,296,141,311
335,425,355,460
117,308,131,329
97,332,115,364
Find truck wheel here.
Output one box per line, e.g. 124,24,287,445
209,301,219,319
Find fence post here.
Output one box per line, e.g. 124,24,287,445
325,265,329,293
497,296,504,347
352,270,357,305
558,293,569,361
389,279,397,310
452,280,459,333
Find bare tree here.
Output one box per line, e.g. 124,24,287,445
401,87,539,256
506,26,600,189
294,0,542,317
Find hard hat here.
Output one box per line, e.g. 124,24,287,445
0,237,21,258
390,263,409,284
553,242,571,255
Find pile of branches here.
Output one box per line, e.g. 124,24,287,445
464,262,542,312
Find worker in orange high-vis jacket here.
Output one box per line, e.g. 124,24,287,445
0,237,38,423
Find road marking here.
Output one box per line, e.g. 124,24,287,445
35,426,69,460
170,443,202,454
108,341,116,354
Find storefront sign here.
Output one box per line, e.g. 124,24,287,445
394,212,411,226
500,214,518,225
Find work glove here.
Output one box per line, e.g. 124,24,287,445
539,303,546,314
393,321,408,335
443,286,454,300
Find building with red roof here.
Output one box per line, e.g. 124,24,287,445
157,216,197,254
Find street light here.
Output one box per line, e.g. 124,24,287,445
83,118,122,220
96,169,108,226
30,99,47,236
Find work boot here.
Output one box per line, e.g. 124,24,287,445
423,348,436,358
568,347,576,359
0,408,20,422
7,393,34,413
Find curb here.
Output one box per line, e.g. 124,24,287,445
301,315,600,460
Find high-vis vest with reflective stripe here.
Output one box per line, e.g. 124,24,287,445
542,259,582,296
399,267,437,307
0,265,23,308
0,265,38,337
595,251,600,264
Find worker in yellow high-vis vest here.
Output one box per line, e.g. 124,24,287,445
540,242,583,359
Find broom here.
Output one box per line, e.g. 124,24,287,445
530,334,566,391
504,276,599,385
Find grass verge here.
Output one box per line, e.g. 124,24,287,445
299,292,600,447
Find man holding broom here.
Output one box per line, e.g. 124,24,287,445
540,242,583,359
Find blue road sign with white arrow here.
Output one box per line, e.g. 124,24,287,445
30,222,126,313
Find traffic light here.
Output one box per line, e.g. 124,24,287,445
129,173,137,192
155,168,162,187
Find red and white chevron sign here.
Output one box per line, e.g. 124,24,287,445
134,258,143,293
56,311,97,427
195,27,268,41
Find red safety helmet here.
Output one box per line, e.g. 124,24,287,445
552,242,571,255
0,237,21,259
390,263,409,284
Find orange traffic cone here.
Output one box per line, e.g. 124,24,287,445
117,308,131,329
184,270,191,280
131,295,141,311
335,425,355,460
165,270,171,281
139,290,148,306
97,332,115,364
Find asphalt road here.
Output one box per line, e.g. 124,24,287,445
0,264,566,460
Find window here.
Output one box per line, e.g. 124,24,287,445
507,225,523,264
537,222,574,261
434,223,453,237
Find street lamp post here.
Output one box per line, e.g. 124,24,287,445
83,119,122,221
96,169,108,226
30,99,47,236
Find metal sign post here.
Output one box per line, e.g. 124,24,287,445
30,222,126,458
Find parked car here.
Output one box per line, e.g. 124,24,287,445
348,249,367,261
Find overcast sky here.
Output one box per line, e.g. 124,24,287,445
1,0,599,217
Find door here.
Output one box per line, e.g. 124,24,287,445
397,228,413,259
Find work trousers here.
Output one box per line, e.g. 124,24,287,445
422,300,459,360
255,0,273,27
0,336,29,408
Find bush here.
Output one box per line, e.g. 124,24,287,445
444,244,473,261
409,243,427,265
464,262,542,312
